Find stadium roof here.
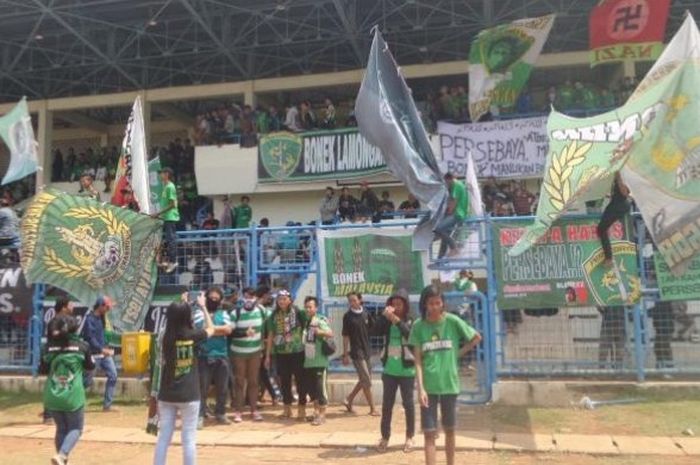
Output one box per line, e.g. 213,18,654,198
0,0,696,103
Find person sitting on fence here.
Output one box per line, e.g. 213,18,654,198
434,172,469,259
597,172,631,268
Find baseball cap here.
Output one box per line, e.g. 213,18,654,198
94,295,113,309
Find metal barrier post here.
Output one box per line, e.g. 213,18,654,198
250,223,258,288
31,283,45,377
314,224,324,315
484,215,499,387
632,303,646,383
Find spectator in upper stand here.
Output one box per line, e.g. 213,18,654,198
196,113,211,145
346,100,357,127
255,106,270,135
78,173,101,202
232,196,253,229
201,212,220,230
223,108,236,142
268,105,282,132
558,80,576,110
338,187,357,222
516,89,533,114
600,88,617,108
284,103,302,132
437,86,453,120
358,181,379,222
240,106,257,148
300,100,317,130
319,187,339,225
52,149,64,182
377,191,395,218
0,198,20,249
511,182,535,216
320,98,336,129
546,86,557,110
398,193,420,219
65,147,76,181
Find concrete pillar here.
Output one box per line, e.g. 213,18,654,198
100,134,108,147
36,100,52,191
244,82,256,108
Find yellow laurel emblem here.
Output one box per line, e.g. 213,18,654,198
64,207,128,235
543,141,592,213
44,248,90,279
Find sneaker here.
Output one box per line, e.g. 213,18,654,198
51,454,67,465
102,406,119,413
215,415,231,425
311,416,326,426
197,417,204,430
252,411,263,422
233,412,243,423
146,419,158,436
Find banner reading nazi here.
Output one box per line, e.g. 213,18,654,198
317,228,428,301
589,0,671,67
494,217,640,310
257,128,387,183
438,117,548,179
20,189,162,333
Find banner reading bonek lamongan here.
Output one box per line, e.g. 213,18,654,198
469,14,554,122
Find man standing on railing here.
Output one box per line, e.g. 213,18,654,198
319,187,339,226
152,167,180,274
433,172,469,259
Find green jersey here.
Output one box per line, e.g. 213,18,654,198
384,324,416,377
409,313,477,395
265,306,308,354
233,204,252,228
230,305,266,356
303,315,332,369
450,180,469,221
159,181,180,222
201,310,233,359
41,341,94,412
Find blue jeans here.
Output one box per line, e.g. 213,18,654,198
154,400,200,465
50,408,84,457
84,356,118,409
163,221,177,263
433,214,459,258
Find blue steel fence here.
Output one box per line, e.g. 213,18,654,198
18,214,700,391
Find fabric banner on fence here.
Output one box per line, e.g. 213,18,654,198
654,253,700,301
494,217,640,310
469,14,555,121
0,265,33,318
317,228,427,301
438,117,548,178
589,0,671,66
257,128,387,183
20,189,162,333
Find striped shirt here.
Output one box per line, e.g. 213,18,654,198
229,304,266,356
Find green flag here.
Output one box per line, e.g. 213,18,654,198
510,14,700,279
1,97,38,185
21,189,162,333
469,14,554,121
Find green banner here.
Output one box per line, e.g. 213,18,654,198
257,128,387,183
654,253,700,301
494,217,640,310
318,228,427,300
21,189,162,333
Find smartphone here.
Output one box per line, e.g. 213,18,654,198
188,290,201,303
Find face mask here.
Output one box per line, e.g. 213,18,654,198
205,297,220,312
243,298,256,310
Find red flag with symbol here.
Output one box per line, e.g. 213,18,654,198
589,0,671,66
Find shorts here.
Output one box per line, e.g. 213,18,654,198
352,358,372,389
421,394,458,433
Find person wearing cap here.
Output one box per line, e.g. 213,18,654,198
152,167,180,274
264,289,309,420
81,296,118,412
374,290,416,453
79,172,101,202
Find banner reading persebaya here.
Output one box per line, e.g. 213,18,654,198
469,14,554,122
510,15,700,279
494,217,640,310
21,189,162,333
317,228,427,301
257,128,387,183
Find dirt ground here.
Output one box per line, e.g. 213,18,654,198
2,437,699,465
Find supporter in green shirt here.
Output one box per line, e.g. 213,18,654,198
454,270,477,293
264,289,309,420
409,285,481,465
153,168,180,273
302,296,334,426
232,195,253,229
433,172,470,259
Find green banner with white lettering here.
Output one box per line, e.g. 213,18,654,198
494,217,640,310
654,253,700,301
257,128,387,183
317,228,427,300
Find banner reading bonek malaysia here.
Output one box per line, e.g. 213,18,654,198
510,15,700,280
258,128,387,183
21,189,162,333
495,217,640,310
318,228,427,301
438,116,548,178
469,14,554,122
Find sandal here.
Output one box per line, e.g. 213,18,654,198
403,438,414,453
342,399,354,413
376,438,389,452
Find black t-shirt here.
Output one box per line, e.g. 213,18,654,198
342,310,372,361
158,328,207,403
